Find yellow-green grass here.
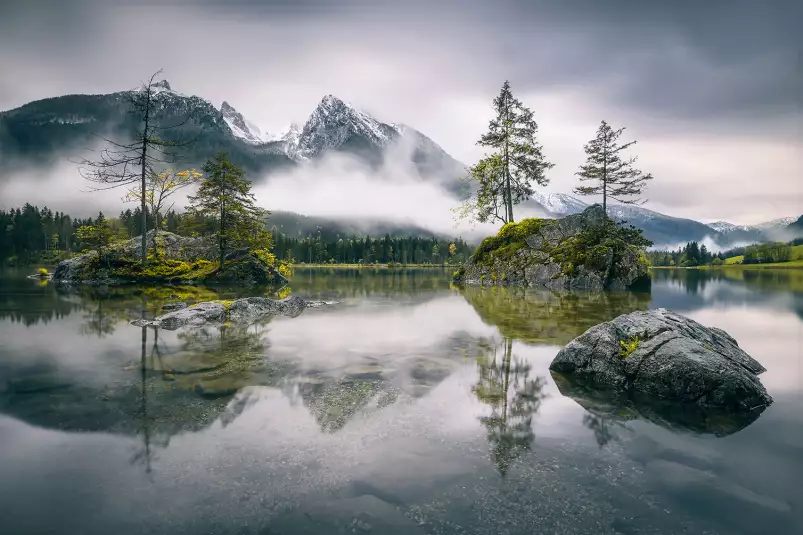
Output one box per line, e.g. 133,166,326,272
722,244,803,267
653,260,803,270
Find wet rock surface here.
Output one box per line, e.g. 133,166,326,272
549,308,772,412
131,295,311,330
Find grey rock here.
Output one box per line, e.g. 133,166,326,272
228,295,306,322
460,205,650,291
161,302,188,311
549,308,772,411
133,295,309,330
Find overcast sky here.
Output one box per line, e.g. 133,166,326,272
0,0,800,224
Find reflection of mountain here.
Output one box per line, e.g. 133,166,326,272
281,346,472,433
472,338,547,476
460,286,650,345
553,373,768,438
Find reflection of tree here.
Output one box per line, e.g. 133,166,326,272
473,338,547,476
79,297,122,338
582,412,616,448
130,326,154,475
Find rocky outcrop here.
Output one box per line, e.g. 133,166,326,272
52,231,288,286
549,308,773,412
132,295,309,330
458,205,651,291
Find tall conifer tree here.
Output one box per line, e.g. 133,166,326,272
573,121,653,212
187,152,269,269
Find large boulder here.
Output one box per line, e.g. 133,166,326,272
549,308,773,412
458,205,651,291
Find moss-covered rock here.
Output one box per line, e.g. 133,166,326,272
52,231,290,286
458,205,652,291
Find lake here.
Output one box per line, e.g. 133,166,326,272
0,267,801,535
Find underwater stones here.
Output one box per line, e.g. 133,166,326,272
549,308,773,412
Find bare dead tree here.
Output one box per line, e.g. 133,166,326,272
76,70,196,266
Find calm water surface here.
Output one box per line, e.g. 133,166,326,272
0,267,801,534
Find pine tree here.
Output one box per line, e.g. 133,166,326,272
574,120,653,212
455,81,553,225
187,152,269,269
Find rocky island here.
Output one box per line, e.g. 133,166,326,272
454,205,652,291
52,230,290,286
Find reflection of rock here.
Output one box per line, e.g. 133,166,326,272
553,371,769,437
132,295,308,330
550,308,772,411
460,285,650,344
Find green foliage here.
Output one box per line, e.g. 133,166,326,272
252,248,293,279
37,267,49,276
112,258,217,282
743,242,792,264
619,336,640,358
452,265,466,281
472,218,552,265
188,152,271,268
454,80,553,225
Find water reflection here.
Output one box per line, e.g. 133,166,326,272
554,373,769,438
473,338,547,475
460,285,650,344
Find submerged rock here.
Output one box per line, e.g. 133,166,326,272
549,308,772,411
458,205,651,291
132,295,309,330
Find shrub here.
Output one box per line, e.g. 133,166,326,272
37,267,49,277
619,336,640,359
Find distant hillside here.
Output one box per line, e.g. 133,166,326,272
266,211,449,242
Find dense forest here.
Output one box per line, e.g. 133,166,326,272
0,204,472,266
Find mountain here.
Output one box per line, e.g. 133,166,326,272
526,193,725,248
0,79,295,175
783,215,803,239
267,211,449,242
0,83,463,190
0,80,793,249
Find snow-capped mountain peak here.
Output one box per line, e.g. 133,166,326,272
754,216,796,231
706,221,752,233
152,79,172,91
530,191,589,216
220,100,264,144
295,94,397,159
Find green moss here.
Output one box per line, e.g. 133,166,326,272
471,218,553,266
452,265,466,282
619,336,640,359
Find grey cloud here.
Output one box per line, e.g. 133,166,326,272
0,0,799,223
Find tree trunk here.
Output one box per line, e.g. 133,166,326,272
219,200,226,270
503,101,514,224
139,91,150,267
